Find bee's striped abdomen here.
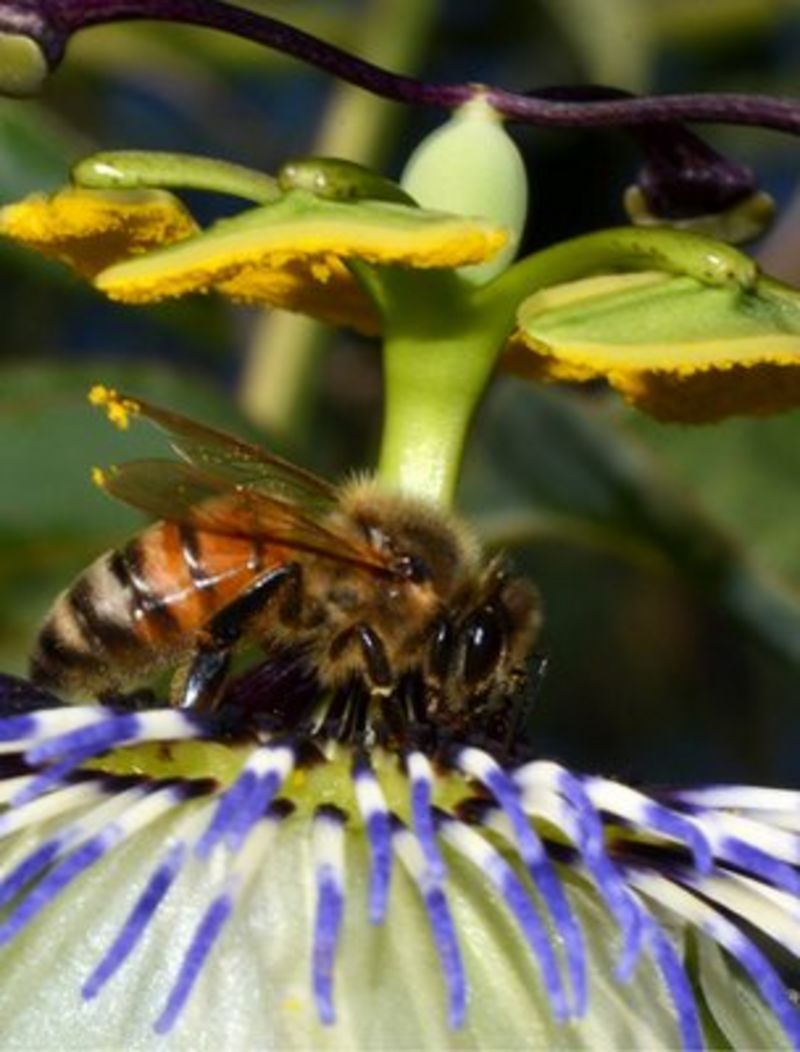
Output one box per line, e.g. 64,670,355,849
30,521,270,698
30,546,143,695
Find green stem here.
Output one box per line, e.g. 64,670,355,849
374,270,502,505
71,150,280,203
486,225,757,319
379,326,494,505
371,227,758,507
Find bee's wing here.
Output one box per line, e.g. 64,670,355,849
99,458,391,572
114,393,338,510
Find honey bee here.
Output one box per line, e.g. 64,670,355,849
31,391,541,737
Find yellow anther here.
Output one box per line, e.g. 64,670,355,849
88,384,140,430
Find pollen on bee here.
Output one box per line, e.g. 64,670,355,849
88,384,139,430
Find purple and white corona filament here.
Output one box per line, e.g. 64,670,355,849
0,670,798,1049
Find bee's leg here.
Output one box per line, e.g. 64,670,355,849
173,648,231,713
499,651,549,756
329,623,392,694
178,564,301,711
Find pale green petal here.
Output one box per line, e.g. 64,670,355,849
0,810,684,1050
696,935,791,1051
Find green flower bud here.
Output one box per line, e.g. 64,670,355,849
401,95,528,285
0,31,48,97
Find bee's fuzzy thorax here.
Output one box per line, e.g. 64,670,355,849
335,475,482,591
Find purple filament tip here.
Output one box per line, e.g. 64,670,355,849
11,744,113,807
536,766,646,979
0,828,117,945
352,755,392,924
706,917,800,1047
716,837,800,896
195,746,292,858
0,836,66,910
83,840,186,1000
497,865,569,1022
365,810,392,924
408,752,446,886
312,805,346,1026
25,714,139,765
0,713,37,742
441,816,568,1024
580,846,645,982
391,816,467,1030
423,884,467,1029
154,892,233,1034
312,865,344,1025
638,801,714,875
195,769,259,858
643,918,704,1051
224,771,285,852
462,750,587,1018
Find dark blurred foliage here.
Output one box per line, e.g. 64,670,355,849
1,0,800,785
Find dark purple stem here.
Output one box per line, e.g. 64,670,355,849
47,0,463,106
20,0,800,135
529,85,758,217
486,86,800,134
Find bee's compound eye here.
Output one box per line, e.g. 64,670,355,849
428,617,455,682
394,554,431,583
462,606,504,687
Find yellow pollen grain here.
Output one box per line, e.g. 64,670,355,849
91,466,107,490
87,383,111,406
88,384,140,430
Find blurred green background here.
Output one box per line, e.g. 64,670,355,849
1,0,799,785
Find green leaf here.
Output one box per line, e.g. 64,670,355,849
629,409,800,583
0,100,84,198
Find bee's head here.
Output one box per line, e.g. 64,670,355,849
447,568,542,704
410,558,543,741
